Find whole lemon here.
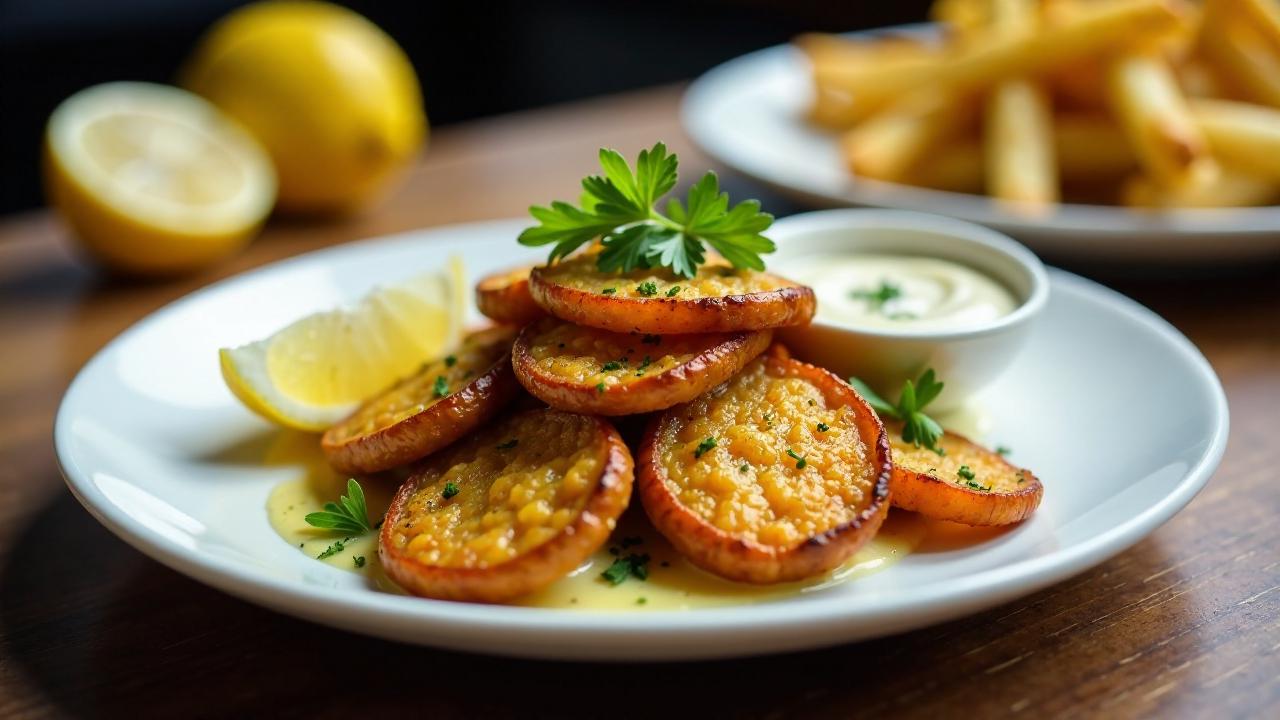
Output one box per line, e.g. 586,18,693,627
183,1,426,214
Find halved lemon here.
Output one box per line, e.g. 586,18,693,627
220,257,467,431
44,81,276,274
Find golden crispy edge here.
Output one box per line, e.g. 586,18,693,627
637,355,891,584
377,411,635,603
889,430,1044,526
528,266,816,334
320,333,520,475
475,267,545,326
511,320,774,416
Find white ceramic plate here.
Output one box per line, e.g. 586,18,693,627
682,25,1280,263
55,218,1228,660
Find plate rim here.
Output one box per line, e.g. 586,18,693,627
52,219,1230,658
680,23,1280,240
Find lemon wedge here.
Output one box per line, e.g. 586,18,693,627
220,257,467,431
44,82,276,274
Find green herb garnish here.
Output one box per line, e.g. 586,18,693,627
601,553,651,585
353,556,366,568
304,479,372,534
996,445,1012,456
666,286,681,297
817,422,830,432
634,355,652,376
442,482,460,499
850,369,945,453
851,280,903,314
694,436,718,458
739,464,750,473
316,539,347,560
518,143,776,278
497,439,519,450
444,355,457,367
786,448,807,469
636,281,659,296
602,361,622,371
602,287,617,295
958,465,976,481
596,382,607,393
432,376,449,398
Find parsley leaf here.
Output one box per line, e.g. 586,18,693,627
442,482,460,499
519,143,775,278
601,553,651,585
304,479,372,534
850,370,946,453
694,436,717,458
432,376,449,398
851,281,903,314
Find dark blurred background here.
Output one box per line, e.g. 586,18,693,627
0,0,932,214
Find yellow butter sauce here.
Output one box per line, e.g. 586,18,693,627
263,430,927,609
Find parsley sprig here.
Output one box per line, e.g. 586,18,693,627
850,370,946,453
518,143,776,278
304,479,373,534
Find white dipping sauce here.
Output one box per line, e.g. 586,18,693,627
785,254,1018,330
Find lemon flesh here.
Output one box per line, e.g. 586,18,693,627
184,1,426,213
44,82,276,274
220,258,466,431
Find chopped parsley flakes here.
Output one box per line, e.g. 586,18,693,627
694,436,718,458
353,555,366,568
432,376,449,398
601,553,650,585
817,422,830,432
665,286,681,297
957,465,976,481
786,448,807,469
602,361,622,371
442,482,460,499
602,287,617,295
636,281,659,296
444,355,457,367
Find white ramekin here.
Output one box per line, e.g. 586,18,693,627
769,209,1050,412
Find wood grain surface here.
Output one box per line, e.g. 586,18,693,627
0,86,1277,719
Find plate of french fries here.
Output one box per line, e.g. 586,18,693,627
682,0,1280,262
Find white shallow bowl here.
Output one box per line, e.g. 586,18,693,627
771,209,1049,412
55,218,1228,660
682,24,1280,263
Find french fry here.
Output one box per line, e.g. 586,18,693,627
841,91,971,181
799,35,941,128
1198,10,1280,107
1105,51,1218,188
1191,98,1280,181
984,0,1059,210
819,0,1182,109
1054,115,1137,180
1225,0,1280,58
906,141,985,193
931,0,989,32
1122,170,1278,207
909,118,1136,193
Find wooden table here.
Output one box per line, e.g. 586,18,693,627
1,86,1277,719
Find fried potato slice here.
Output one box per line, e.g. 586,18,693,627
321,327,519,475
638,354,891,584
512,317,772,416
379,409,634,603
529,255,816,334
475,265,545,326
885,421,1042,526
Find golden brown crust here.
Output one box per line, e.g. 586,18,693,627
475,266,545,326
378,410,634,603
885,422,1043,526
638,355,891,584
321,327,520,475
528,256,816,334
511,317,773,416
